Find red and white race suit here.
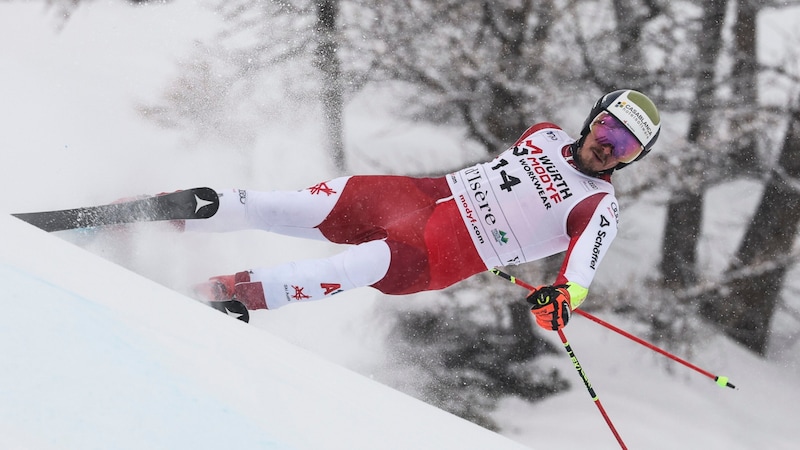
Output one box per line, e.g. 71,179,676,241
185,123,619,310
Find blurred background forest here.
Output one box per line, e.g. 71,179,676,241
38,0,800,430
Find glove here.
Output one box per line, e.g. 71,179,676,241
526,284,572,330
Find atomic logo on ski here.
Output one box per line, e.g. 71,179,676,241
224,307,245,320
194,195,215,214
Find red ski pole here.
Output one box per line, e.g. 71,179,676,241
573,308,736,389
489,270,627,448
489,268,736,389
557,328,628,449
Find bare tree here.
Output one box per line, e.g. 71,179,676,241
358,0,559,152
314,0,347,173
383,273,566,430
658,0,728,288
704,94,800,354
139,0,347,171
728,0,760,174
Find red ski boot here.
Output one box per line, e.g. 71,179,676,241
193,271,268,311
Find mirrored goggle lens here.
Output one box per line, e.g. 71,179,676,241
591,112,643,163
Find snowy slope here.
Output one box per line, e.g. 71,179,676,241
493,306,800,449
0,213,530,450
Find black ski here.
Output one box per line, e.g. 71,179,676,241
206,299,250,323
12,187,219,232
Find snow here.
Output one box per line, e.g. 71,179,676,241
1,1,800,449
0,213,530,450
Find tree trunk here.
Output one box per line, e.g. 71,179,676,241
315,0,347,173
704,105,800,354
660,192,703,287
659,0,727,288
481,2,540,147
610,0,658,86
729,0,760,174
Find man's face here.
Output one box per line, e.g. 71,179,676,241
575,130,624,173
575,111,643,173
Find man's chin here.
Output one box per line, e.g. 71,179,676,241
575,158,610,176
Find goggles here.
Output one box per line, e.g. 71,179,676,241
591,111,644,164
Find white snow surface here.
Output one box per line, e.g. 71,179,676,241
0,213,530,450
2,1,800,449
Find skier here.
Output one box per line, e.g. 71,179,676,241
188,89,661,330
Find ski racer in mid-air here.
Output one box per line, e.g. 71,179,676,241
186,89,661,330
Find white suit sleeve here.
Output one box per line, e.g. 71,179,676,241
558,193,619,290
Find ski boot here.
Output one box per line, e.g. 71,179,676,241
193,271,268,323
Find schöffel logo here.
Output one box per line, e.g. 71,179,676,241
590,215,610,270
613,100,654,140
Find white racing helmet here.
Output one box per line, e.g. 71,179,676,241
579,89,661,170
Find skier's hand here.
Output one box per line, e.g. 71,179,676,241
526,285,571,330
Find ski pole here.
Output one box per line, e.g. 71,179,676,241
489,268,736,389
557,328,628,450
487,269,627,447
573,306,736,389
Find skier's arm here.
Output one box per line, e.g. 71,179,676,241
555,192,619,309
525,193,618,331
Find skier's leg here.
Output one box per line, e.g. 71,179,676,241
200,239,392,310
183,178,350,241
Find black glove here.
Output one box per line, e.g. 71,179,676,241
526,284,571,330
